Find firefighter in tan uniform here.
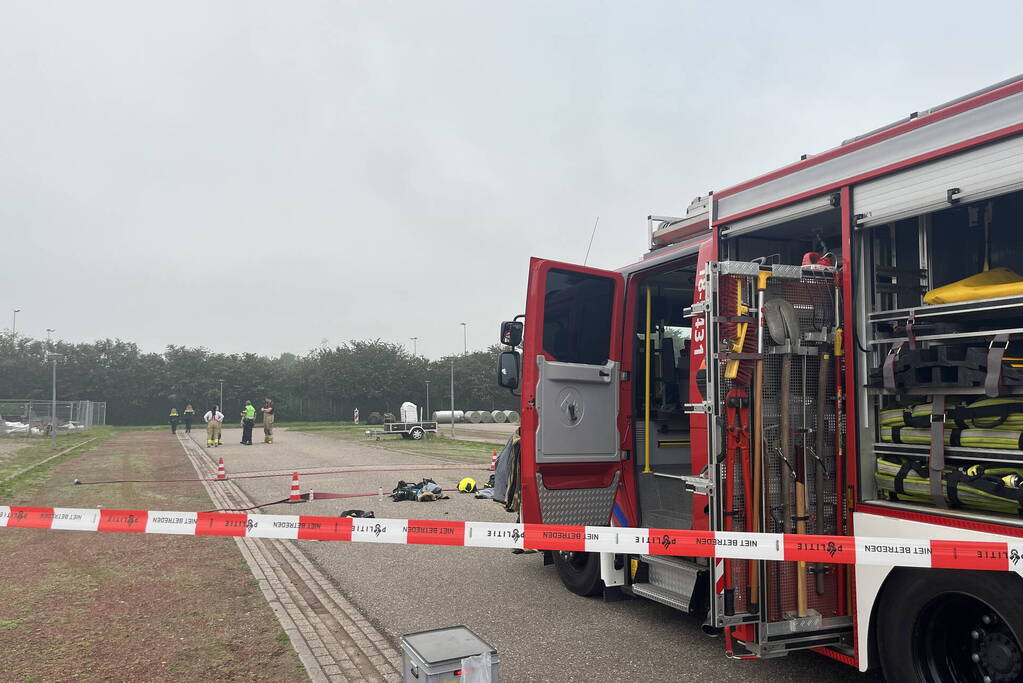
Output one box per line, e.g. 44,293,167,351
204,405,224,447
261,396,275,444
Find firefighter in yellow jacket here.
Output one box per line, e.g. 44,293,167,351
240,400,256,445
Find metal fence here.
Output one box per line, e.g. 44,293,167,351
0,399,107,437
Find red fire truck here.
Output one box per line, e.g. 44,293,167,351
498,75,1023,681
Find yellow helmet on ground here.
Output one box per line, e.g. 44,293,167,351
458,477,477,493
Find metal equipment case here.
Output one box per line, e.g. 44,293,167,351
400,626,499,682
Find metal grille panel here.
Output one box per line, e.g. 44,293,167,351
760,276,841,623
536,471,619,525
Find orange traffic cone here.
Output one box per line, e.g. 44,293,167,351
490,450,498,471
288,472,302,503
217,457,227,480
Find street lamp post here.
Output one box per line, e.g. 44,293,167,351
218,379,224,410
449,359,455,438
49,352,61,449
45,329,59,449
425,380,430,421
11,309,20,336
460,322,467,355
410,337,418,356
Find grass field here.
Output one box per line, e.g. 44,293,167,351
0,426,118,496
286,421,499,462
0,429,304,680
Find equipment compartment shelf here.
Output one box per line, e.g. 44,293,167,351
873,441,1023,466
869,326,1023,346
866,385,1023,397
868,293,1023,325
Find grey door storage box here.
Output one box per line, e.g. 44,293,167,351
400,625,499,682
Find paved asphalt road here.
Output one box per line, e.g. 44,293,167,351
210,427,883,682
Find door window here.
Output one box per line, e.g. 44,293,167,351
542,269,614,364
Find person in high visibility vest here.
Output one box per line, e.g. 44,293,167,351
169,407,180,434
240,400,256,445
204,405,224,447
261,396,275,444
183,404,195,434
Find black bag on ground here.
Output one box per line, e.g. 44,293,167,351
339,509,375,518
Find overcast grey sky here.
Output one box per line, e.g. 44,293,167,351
2,1,1021,357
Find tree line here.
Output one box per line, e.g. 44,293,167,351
0,334,517,425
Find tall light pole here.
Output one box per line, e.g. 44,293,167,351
410,337,418,356
11,309,20,335
218,379,224,410
425,380,430,421
460,322,467,355
45,329,59,449
449,359,455,437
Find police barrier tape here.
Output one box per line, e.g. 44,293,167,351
2,504,1022,573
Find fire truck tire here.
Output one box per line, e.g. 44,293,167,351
877,568,1023,683
553,551,603,597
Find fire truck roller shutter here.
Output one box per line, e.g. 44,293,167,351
720,193,836,238
854,133,1023,228
877,568,1023,682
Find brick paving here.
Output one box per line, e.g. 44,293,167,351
177,433,402,682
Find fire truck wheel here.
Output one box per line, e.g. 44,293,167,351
877,568,1023,683
553,551,603,597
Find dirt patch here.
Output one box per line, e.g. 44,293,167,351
0,431,305,681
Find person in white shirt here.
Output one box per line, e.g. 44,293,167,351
204,405,225,447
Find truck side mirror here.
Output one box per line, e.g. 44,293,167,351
497,350,521,390
500,321,523,347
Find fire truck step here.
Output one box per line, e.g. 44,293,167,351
631,555,706,613
631,583,694,612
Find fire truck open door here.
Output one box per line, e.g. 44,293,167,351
519,258,625,527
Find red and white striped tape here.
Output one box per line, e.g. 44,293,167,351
2,505,1021,573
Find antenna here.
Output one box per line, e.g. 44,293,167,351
583,216,599,265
